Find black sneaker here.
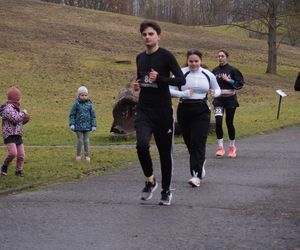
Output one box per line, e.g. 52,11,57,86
15,170,24,177
159,190,172,206
141,178,158,201
1,165,8,176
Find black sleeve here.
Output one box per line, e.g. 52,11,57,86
232,67,245,90
294,72,300,91
136,55,140,80
156,52,186,87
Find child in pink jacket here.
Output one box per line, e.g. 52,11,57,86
0,86,32,177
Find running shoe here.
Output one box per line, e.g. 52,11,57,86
85,156,91,162
1,165,8,176
75,156,81,161
216,146,225,157
141,178,158,201
159,190,172,206
188,170,201,187
228,146,237,158
188,177,200,187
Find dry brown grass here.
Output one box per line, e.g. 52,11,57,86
0,0,299,145
0,0,299,192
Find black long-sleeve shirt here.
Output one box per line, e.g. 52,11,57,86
294,72,300,91
136,47,185,108
212,63,244,91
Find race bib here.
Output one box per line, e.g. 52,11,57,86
140,72,158,88
214,106,224,116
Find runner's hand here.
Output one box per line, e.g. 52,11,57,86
221,73,230,83
183,89,193,97
149,68,158,82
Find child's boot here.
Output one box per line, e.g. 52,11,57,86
15,170,24,177
1,165,8,176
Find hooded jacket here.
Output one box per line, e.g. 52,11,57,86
0,102,27,140
69,99,96,132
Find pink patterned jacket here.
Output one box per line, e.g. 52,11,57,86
0,103,27,140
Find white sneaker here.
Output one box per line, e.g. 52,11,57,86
188,177,201,187
188,170,201,187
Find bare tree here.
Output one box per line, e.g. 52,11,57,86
229,0,298,74
283,14,300,46
266,0,278,74
278,0,300,46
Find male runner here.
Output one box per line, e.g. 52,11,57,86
133,21,186,205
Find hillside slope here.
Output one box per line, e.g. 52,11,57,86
0,0,299,145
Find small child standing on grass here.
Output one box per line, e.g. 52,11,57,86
69,86,96,162
0,86,32,177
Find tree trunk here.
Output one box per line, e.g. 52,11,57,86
266,1,277,74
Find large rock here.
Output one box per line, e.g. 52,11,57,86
110,82,139,137
110,83,216,137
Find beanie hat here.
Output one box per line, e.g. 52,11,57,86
77,86,88,97
7,86,22,101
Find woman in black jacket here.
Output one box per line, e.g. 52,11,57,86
212,49,245,158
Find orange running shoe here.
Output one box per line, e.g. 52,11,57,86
228,146,236,158
216,146,225,157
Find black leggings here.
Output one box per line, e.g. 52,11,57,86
215,107,236,140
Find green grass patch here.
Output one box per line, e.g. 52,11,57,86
0,146,140,192
0,0,300,193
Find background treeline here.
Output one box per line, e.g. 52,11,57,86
42,0,300,47
43,0,298,25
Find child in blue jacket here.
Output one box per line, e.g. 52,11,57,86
69,86,96,162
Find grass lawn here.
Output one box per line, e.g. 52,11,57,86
0,146,141,192
0,0,299,193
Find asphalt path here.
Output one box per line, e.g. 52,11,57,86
0,126,299,250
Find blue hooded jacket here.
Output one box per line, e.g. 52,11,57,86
69,99,96,131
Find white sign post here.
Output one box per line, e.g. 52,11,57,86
276,89,287,120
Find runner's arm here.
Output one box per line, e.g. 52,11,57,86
231,68,245,90
156,53,186,87
169,86,191,98
208,72,221,97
